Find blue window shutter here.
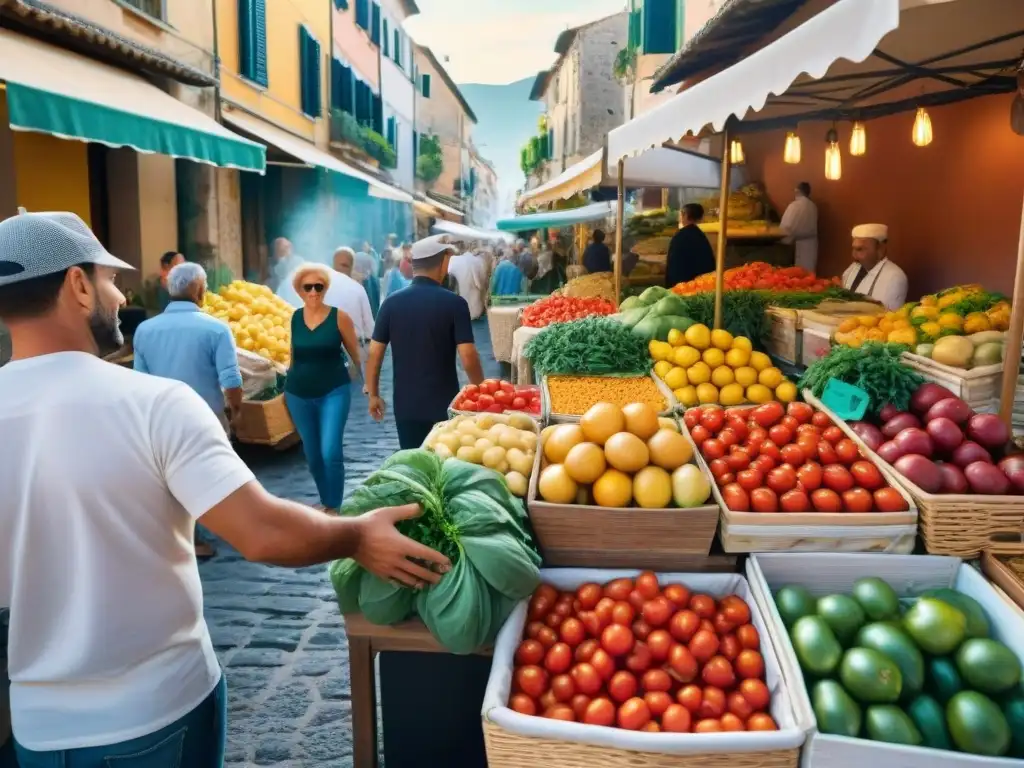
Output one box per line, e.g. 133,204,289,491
355,0,369,30
547,129,554,159
413,131,418,157
382,19,389,55
393,121,399,159
333,0,348,9
393,29,401,65
343,66,355,115
330,57,342,110
642,0,677,55
253,0,267,86
386,116,396,146
370,3,381,45
372,94,383,135
421,73,431,98
238,0,268,87
299,28,321,117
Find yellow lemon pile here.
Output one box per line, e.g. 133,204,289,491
202,280,293,365
649,324,797,407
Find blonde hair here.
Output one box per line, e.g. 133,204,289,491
291,263,332,296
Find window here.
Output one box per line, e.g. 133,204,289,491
355,0,370,30
382,19,389,55
238,0,268,87
421,73,431,98
642,0,677,55
331,57,355,115
299,26,322,118
122,0,165,19
370,2,381,45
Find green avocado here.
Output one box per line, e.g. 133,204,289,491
926,656,963,704
855,622,924,699
955,638,1022,695
776,585,817,628
816,594,866,646
840,647,902,704
864,705,922,745
920,588,990,638
791,616,843,677
852,577,900,621
902,598,966,655
1003,695,1024,758
947,691,1011,756
811,680,862,737
907,694,952,750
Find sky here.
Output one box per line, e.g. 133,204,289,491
405,0,627,85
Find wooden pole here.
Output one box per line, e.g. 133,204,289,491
615,158,625,307
998,190,1024,428
714,130,732,330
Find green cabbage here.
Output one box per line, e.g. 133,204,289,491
329,450,542,654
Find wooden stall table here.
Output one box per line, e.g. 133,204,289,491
345,614,492,768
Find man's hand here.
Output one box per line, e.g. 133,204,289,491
228,405,242,427
354,504,450,588
368,395,386,421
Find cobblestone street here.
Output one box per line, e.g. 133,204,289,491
201,319,502,767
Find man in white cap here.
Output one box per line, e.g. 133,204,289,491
365,234,484,449
0,212,449,763
841,224,908,311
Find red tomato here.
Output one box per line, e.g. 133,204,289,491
718,429,739,449
545,643,572,674
700,408,726,433
720,633,741,661
630,570,656,598
604,578,634,601
511,396,527,410
851,460,885,491
536,626,559,648
668,644,699,683
514,665,548,698
779,444,805,467
725,451,751,472
689,629,720,663
720,713,746,732
817,441,839,465
695,719,723,733
690,425,711,446
797,423,821,436
515,639,545,666
835,438,861,465
780,488,810,512
689,594,717,618
477,394,495,409
751,454,776,474
683,408,701,429
668,610,700,642
543,704,575,721
702,439,726,461
663,583,691,608
702,655,737,688
767,466,797,494
608,670,638,703
642,596,674,627
720,595,752,625
544,611,564,629
759,440,782,461
738,679,771,711
576,583,603,610
751,402,785,427
645,691,673,718
617,698,652,730
590,648,616,680
571,693,592,719
747,713,779,731
768,424,793,446
736,649,766,679
575,639,599,662
820,425,843,444
526,621,545,640
570,662,603,695
677,684,703,713
632,619,652,641
842,487,874,513
713,612,737,635
551,673,576,702
797,436,819,459
600,624,635,657
787,402,814,423
722,483,750,511
709,458,731,480
625,642,653,674
611,601,636,626
510,693,537,716
736,624,760,650
811,488,843,512
719,472,735,486
583,697,616,726
528,595,552,621
480,379,499,396
727,690,755,720
699,687,727,719
699,618,716,635
661,704,693,733
751,487,779,513
797,461,823,491
579,611,605,638
560,617,586,647
822,464,855,493
874,487,909,512
780,414,799,431
736,468,764,492
811,410,832,428
726,417,749,442
494,390,511,404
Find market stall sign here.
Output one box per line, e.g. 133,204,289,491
821,379,869,422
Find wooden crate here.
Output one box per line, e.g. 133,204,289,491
800,327,832,367
235,394,296,449
766,307,800,365
980,552,1024,614
899,352,1002,413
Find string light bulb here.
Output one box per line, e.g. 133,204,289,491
783,132,802,164
824,127,842,181
729,139,745,165
849,121,867,156
912,107,933,146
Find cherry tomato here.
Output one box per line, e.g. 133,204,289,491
536,626,559,648
836,438,861,465
759,440,782,462
514,665,548,698
719,595,752,625
677,684,703,713
663,583,691,608
528,595,552,621
575,638,599,663
590,648,616,680
747,713,779,731
736,649,765,679
822,464,855,493
617,697,652,730
526,621,545,640
874,487,909,512
739,678,771,711
611,600,636,626
579,611,604,638
797,436,819,460
699,618,716,635
752,402,784,428
641,596,674,627
820,425,843,445
689,594,717,618
571,693,592,719
787,402,814,423
850,460,884,490
817,441,839,465
709,458,731,480
842,487,874,513
645,691,673,719
642,668,673,693
725,451,751,472
695,719,723,733
718,429,739,449
510,693,537,716
608,670,638,703
646,629,673,661
560,617,586,646
751,487,779,513
689,629,720,663
627,589,647,612
583,697,616,726
545,642,572,674
718,472,735,486
780,488,810,512
690,425,711,446
726,416,749,441
684,408,702,430
721,713,746,731
544,704,575,721
539,689,558,711
515,639,545,666
780,414,799,430
604,578,634,601
722,483,750,511
702,655,737,688
797,461,823,491
551,673,576,702
701,408,725,433
811,488,843,512
625,642,653,674
667,612,700,645
797,423,821,436
661,703,693,733
576,583,603,610
600,624,634,657
736,468,764,492
544,611,564,629
594,597,616,624
727,690,754,720
699,686,727,719
780,444,805,467
720,633,741,661
736,624,760,650
812,411,833,428
534,584,558,604
635,571,660,599
768,424,793,446
668,644,699,683
702,439,726,461
570,662,603,695
713,612,737,635
767,466,797,494
751,454,776,474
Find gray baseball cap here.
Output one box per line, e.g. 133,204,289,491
0,210,134,287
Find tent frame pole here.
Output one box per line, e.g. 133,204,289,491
714,129,732,330
998,189,1024,428
615,158,625,307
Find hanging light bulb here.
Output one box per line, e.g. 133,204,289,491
824,127,842,181
783,132,802,164
912,107,933,146
849,121,867,156
730,139,745,165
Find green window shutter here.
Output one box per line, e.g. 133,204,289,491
372,94,383,135
642,0,677,55
299,27,321,117
333,0,348,9
421,73,431,98
393,30,401,66
628,8,642,49
547,129,554,159
355,0,369,30
253,0,268,86
370,3,381,45
331,57,342,110
382,19,389,55
238,0,268,87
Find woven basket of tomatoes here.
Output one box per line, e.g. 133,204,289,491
481,569,805,768
682,402,918,555
451,379,542,420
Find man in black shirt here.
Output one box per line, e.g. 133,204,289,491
582,229,612,274
665,203,716,289
365,236,485,450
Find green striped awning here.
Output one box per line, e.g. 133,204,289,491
0,29,265,173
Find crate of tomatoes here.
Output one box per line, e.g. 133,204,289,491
521,295,618,329
682,402,918,554
451,378,542,419
481,568,804,768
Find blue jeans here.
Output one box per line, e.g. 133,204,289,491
13,675,226,768
285,383,351,509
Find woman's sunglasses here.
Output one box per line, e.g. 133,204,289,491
302,283,325,293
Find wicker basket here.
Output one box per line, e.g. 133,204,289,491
482,568,804,768
542,374,678,424
899,353,1002,414
235,394,296,448
806,390,1024,557
527,422,720,567
487,305,526,364
980,552,1024,614
765,308,800,365
682,411,918,554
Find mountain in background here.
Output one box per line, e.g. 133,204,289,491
460,77,544,219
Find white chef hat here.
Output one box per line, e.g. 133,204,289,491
851,223,888,242
410,234,457,260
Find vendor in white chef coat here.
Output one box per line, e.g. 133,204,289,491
841,224,908,311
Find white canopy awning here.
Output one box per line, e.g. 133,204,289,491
518,151,604,207
223,109,414,203
413,196,465,219
431,220,515,243
496,201,623,232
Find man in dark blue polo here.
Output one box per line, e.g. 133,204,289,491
365,235,485,449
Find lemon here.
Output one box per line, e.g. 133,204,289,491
711,329,734,350
666,328,686,347
725,347,750,368
673,346,701,368
702,348,726,368
775,381,798,403
719,383,745,406
653,360,673,380
686,361,712,385
731,336,753,352
684,323,711,350
711,366,735,388
664,366,689,390
758,367,784,389
746,383,773,404
648,340,672,361
240,337,256,351
696,382,719,404
734,366,758,388
749,351,773,372
675,386,699,407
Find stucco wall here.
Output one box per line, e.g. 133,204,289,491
579,13,627,155
414,48,472,197
333,1,380,88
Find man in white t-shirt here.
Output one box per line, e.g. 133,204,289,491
0,211,450,764
325,246,375,342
